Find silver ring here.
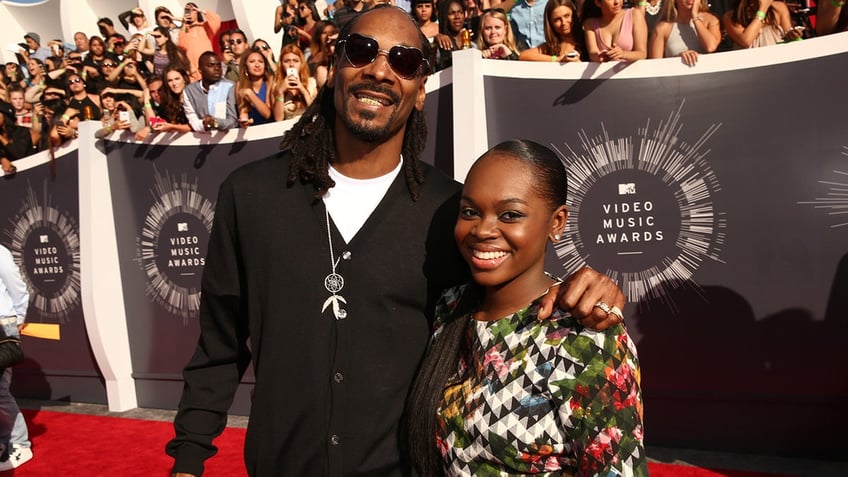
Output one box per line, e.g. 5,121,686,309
609,306,624,322
594,301,611,314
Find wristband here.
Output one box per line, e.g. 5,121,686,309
638,1,649,5
755,10,766,20
275,96,285,101
551,55,557,62
143,102,153,109
831,0,845,6
61,114,71,122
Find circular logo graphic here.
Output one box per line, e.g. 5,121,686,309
6,188,81,322
137,171,215,322
553,108,726,304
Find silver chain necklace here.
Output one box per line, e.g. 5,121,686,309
322,205,348,320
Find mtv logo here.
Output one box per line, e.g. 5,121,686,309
618,183,636,195
177,222,188,232
39,235,49,243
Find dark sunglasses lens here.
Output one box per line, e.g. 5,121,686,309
388,46,424,78
345,35,378,67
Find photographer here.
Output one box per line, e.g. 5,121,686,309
274,2,301,48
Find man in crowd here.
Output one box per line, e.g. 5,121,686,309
0,245,31,471
334,0,370,29
73,32,90,60
182,51,237,132
21,33,51,63
167,6,624,476
222,29,250,83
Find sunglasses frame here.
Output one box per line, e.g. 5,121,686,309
338,33,429,80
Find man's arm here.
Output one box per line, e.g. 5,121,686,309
538,267,626,330
0,246,29,323
166,180,251,476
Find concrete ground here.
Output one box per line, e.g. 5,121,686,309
17,398,848,477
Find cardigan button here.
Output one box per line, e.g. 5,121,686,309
333,372,344,383
342,251,351,260
330,434,340,445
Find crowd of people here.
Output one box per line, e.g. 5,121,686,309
0,0,844,174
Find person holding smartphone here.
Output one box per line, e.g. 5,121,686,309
272,44,317,121
519,0,586,62
178,2,221,81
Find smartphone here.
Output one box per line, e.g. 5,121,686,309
566,51,579,59
119,110,130,122
286,67,298,78
149,116,165,127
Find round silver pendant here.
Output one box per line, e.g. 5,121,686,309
325,273,344,293
336,308,348,319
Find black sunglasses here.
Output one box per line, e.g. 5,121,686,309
338,33,428,80
229,38,245,45
68,77,83,85
102,63,117,67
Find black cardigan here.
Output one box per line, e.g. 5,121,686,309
168,151,468,476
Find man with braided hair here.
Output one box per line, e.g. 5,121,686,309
167,6,625,477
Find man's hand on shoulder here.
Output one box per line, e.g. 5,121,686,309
538,266,626,331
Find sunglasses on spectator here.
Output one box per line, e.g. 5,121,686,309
68,56,82,62
151,34,164,39
229,38,245,45
68,78,83,85
338,33,428,80
259,45,271,50
102,63,117,67
114,41,125,46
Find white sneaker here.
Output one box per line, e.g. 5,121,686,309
0,446,32,471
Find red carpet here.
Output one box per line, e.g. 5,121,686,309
8,408,789,476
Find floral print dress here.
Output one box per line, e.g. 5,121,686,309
433,284,647,476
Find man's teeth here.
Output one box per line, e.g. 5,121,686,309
473,250,507,260
358,96,384,106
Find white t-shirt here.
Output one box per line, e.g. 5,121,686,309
324,158,403,243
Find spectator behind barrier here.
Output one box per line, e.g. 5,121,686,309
0,100,39,173
295,0,322,53
519,0,585,62
22,32,52,63
179,2,222,81
73,32,90,60
236,48,274,126
583,0,648,62
412,0,440,40
252,39,278,75
154,6,183,45
649,0,721,66
307,21,338,76
435,0,471,71
274,1,301,49
149,64,191,134
223,29,251,84
182,51,237,132
118,7,153,37
273,44,317,121
723,0,801,48
65,73,101,120
314,31,338,89
149,27,190,77
98,17,118,42
477,8,523,59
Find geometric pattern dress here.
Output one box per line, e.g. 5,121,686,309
433,284,648,476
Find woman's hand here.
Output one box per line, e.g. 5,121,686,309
482,44,512,59
758,0,774,13
600,44,624,62
435,34,455,51
680,49,699,66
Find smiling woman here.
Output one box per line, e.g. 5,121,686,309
407,139,646,477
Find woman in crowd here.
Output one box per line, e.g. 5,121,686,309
521,0,585,62
295,0,321,53
237,48,274,126
150,26,190,76
273,44,316,121
150,65,191,134
582,0,648,62
155,6,182,44
649,0,721,65
253,39,278,74
119,8,152,36
476,8,523,60
435,0,470,71
179,2,222,81
274,1,301,49
7,86,32,129
723,0,801,48
306,21,338,76
412,0,441,40
313,31,338,89
406,139,646,476
0,101,39,173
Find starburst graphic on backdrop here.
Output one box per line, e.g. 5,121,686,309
4,181,81,322
136,167,215,324
552,104,726,308
798,147,848,228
